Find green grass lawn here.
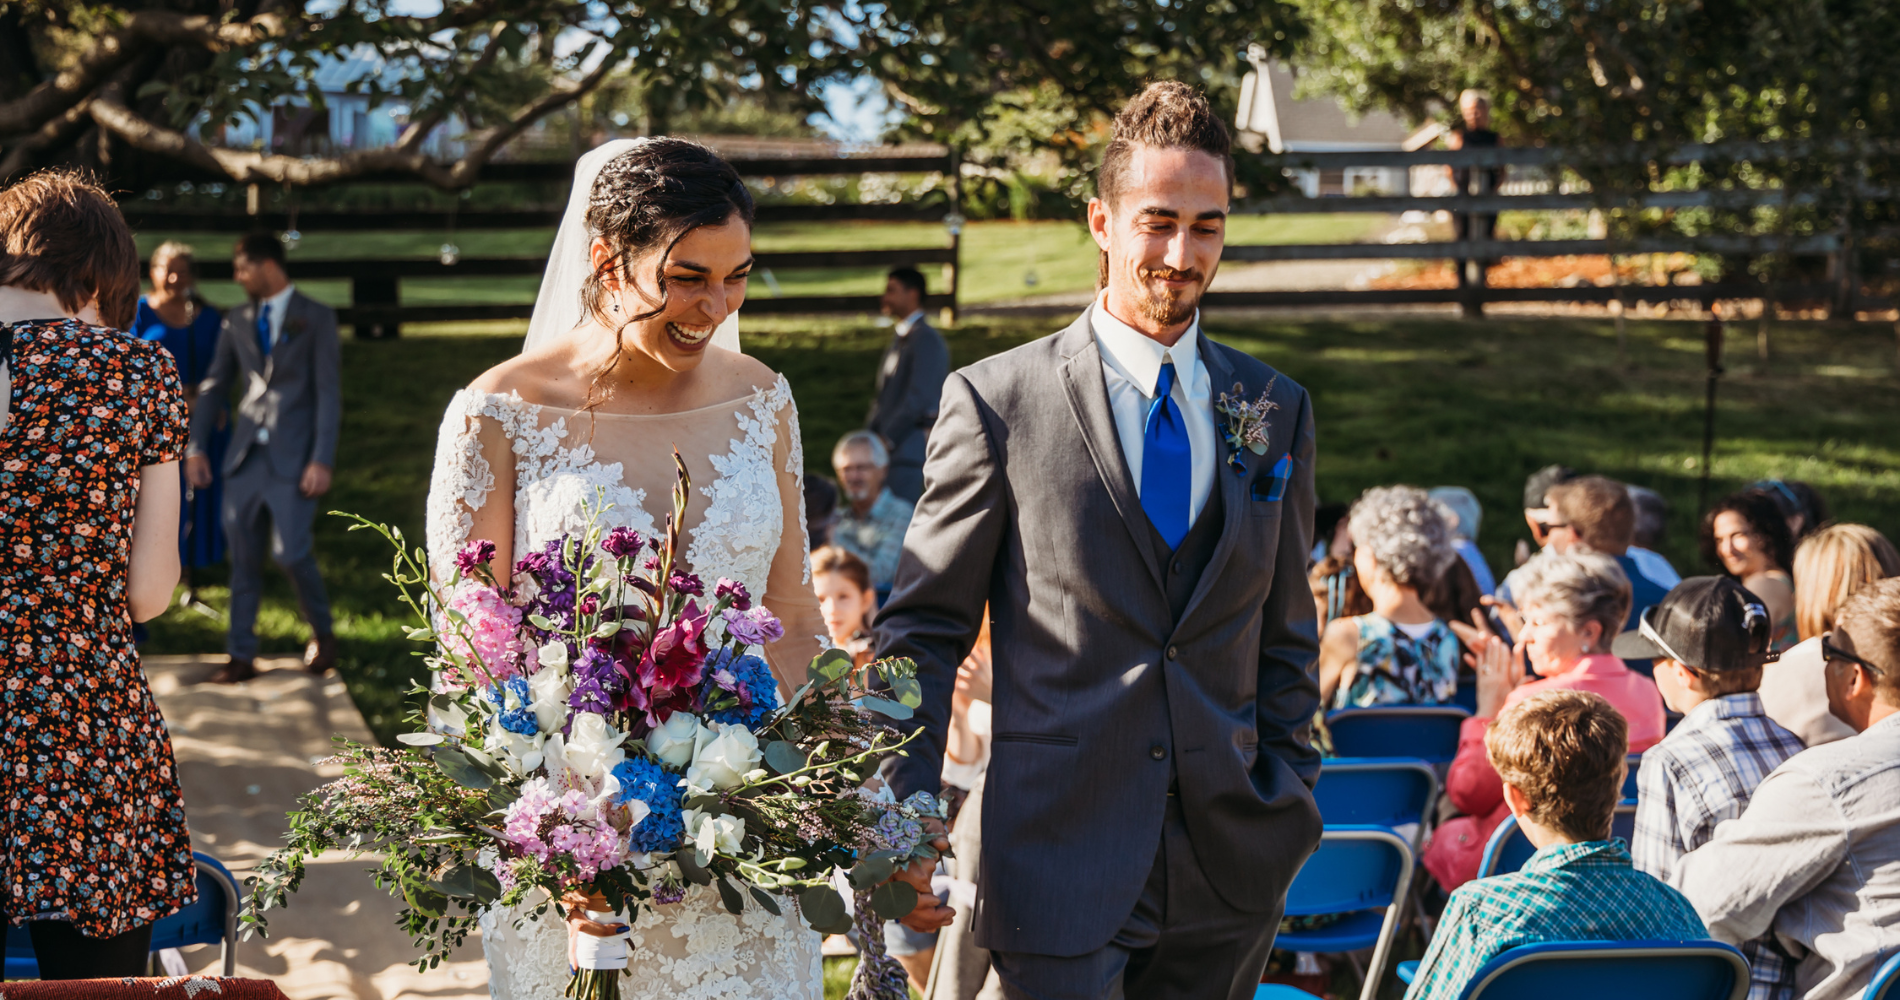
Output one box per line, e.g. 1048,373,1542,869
134,214,1387,310
142,312,1900,744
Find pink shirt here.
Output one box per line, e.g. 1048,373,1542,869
1503,652,1667,751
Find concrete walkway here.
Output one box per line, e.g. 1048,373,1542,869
146,655,488,1000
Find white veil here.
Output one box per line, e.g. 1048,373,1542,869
523,138,742,354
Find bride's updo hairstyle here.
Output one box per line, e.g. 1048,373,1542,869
581,137,755,332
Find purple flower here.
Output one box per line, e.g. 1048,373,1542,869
454,539,496,577
574,645,628,695
721,606,784,646
568,676,614,714
514,549,552,579
602,526,645,559
714,578,752,611
668,570,705,597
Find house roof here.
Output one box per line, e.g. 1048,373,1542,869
1237,59,1415,154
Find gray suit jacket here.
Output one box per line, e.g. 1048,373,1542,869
866,316,950,471
875,307,1323,957
189,290,341,479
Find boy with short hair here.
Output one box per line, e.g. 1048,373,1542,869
1404,690,1706,1000
1614,577,1805,1000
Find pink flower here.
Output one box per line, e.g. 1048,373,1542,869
639,600,710,692
440,580,524,682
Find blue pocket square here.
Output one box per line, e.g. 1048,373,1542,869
1252,453,1293,502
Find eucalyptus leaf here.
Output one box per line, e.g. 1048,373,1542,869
891,676,923,710
856,695,914,721
1248,441,1270,455
396,731,444,746
870,880,919,921
747,885,782,916
716,877,745,915
433,747,494,790
487,783,521,814
675,850,715,886
428,693,468,727
403,883,447,919
429,863,503,903
798,885,850,934
684,794,725,813
763,741,805,775
460,745,509,779
849,856,896,890
812,648,854,680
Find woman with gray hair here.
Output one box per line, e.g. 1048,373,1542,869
1318,485,1463,708
1423,547,1667,889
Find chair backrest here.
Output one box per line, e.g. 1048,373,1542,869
5,853,240,980
1479,804,1640,879
4,922,34,980
1864,950,1900,1000
1326,706,1471,764
1461,940,1749,1000
1624,753,1643,802
1285,825,1413,917
1313,757,1439,834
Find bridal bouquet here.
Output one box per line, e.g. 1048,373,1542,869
242,453,944,1000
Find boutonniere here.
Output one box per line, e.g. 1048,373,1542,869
285,317,307,337
1215,375,1278,474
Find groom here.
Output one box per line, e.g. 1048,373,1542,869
875,82,1323,999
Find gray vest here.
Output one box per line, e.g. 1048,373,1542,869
1144,478,1228,625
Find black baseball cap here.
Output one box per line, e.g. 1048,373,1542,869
1611,576,1779,671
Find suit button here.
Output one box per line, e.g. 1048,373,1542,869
1171,560,1182,575
1150,745,1167,761
1166,645,1178,661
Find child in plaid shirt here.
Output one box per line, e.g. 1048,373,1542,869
1405,690,1706,1000
1615,576,1806,1000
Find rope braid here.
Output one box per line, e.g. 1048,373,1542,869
844,886,910,1000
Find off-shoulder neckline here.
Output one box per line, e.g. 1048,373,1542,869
460,372,787,419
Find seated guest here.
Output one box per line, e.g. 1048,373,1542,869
1430,549,1666,890
1619,577,1805,1000
1431,486,1497,596
1762,524,1900,746
1626,484,1683,589
1749,478,1831,542
1702,491,1799,651
1675,578,1900,1000
812,545,877,668
1545,475,1673,640
831,429,915,601
1319,486,1461,708
1405,690,1707,1000
1496,463,1576,607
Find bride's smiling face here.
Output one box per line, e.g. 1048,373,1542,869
593,216,753,370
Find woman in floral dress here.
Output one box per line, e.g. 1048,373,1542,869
0,171,196,978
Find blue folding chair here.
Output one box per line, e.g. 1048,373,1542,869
1326,706,1470,765
1477,804,1639,879
2,852,238,979
1459,939,1747,999
1265,825,1414,1000
1313,757,1439,851
1624,753,1643,802
1866,950,1900,999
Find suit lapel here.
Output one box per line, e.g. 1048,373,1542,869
1174,334,1248,627
1056,307,1166,593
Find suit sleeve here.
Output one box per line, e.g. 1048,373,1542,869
188,312,239,459
310,305,342,467
873,371,1008,801
1257,388,1322,788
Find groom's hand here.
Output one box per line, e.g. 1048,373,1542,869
895,821,956,933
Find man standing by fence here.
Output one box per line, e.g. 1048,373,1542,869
187,232,341,683
866,266,949,503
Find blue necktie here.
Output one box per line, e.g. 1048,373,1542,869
1140,360,1192,549
255,303,272,359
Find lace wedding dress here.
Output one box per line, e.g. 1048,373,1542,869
424,372,827,1000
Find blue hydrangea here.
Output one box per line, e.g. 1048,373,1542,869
497,705,539,736
701,650,780,729
485,676,531,708
613,757,684,853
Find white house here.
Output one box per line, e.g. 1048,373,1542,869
214,48,461,158
1235,49,1438,198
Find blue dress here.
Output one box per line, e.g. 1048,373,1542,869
132,297,225,567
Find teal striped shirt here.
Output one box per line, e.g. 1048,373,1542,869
1405,839,1709,999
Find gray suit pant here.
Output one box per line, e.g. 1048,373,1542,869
223,451,333,658
990,795,1281,1000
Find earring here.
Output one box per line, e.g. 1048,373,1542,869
612,302,620,313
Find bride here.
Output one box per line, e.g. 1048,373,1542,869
423,138,826,999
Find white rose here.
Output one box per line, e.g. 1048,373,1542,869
486,727,546,775
529,664,573,734
537,641,570,672
684,808,746,864
685,722,762,793
564,712,628,781
648,712,708,769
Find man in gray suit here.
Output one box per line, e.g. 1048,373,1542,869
876,82,1322,999
866,266,949,503
186,233,340,683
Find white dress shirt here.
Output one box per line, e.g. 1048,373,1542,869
257,283,296,350
1090,296,1216,524
894,308,927,337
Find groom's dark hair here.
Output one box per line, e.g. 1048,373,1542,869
1096,81,1234,209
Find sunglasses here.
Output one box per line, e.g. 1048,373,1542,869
1822,632,1886,676
1532,519,1570,536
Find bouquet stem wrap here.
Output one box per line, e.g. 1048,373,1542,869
845,887,910,1000
574,910,632,969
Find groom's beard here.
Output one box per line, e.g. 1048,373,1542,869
1134,266,1206,327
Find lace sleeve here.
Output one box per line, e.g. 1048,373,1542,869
759,376,824,689
425,389,518,580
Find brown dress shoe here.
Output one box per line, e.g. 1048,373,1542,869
305,634,338,676
206,657,258,684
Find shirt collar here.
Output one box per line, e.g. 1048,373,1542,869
1685,691,1768,725
895,309,926,337
260,284,295,317
846,487,893,521
1091,294,1202,399
1522,838,1631,874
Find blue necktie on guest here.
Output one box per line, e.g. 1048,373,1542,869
255,302,273,359
1140,360,1192,549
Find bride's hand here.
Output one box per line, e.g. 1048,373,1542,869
562,888,628,969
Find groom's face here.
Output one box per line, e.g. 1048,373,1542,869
1088,144,1228,337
